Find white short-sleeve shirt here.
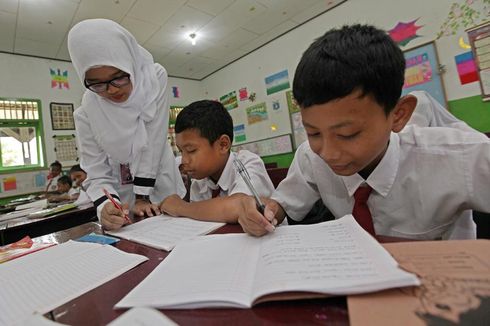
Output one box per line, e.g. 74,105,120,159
272,126,490,240
190,150,274,201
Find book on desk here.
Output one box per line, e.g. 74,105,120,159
116,215,420,309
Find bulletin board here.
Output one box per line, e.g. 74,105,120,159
467,21,490,101
401,41,448,107
50,102,75,130
232,134,293,158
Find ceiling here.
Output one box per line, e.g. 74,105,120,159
0,0,345,80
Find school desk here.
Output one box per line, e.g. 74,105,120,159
29,221,418,325
0,205,96,245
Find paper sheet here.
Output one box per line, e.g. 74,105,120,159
116,215,419,309
0,240,147,326
107,215,225,251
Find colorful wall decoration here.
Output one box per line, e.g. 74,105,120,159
455,51,479,84
239,87,248,101
233,124,246,143
265,70,290,95
403,52,433,88
388,19,423,47
50,68,69,89
220,91,238,110
437,0,488,39
246,102,268,125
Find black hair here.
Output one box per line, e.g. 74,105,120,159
50,160,62,170
69,164,86,175
57,175,72,187
175,100,234,145
293,24,405,115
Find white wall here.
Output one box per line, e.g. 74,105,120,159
0,52,203,197
202,0,486,143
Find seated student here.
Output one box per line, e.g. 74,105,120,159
47,175,78,203
69,164,92,206
159,100,275,223
45,161,62,192
293,91,485,233
238,24,490,239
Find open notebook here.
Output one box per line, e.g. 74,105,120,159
106,215,225,251
116,215,420,309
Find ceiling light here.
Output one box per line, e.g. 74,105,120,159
189,33,197,46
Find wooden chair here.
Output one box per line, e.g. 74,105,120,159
266,167,289,188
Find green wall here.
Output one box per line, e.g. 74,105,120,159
262,153,294,168
448,95,490,132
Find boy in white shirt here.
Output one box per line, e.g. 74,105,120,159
160,100,275,223
238,24,490,239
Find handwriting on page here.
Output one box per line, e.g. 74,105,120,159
255,222,382,290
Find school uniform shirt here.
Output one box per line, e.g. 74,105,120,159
46,175,60,192
68,19,184,218
272,126,490,240
409,90,479,133
67,187,79,197
407,90,489,238
190,150,275,202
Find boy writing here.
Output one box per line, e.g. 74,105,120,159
239,24,490,239
160,100,275,223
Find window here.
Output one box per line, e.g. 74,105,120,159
0,99,45,172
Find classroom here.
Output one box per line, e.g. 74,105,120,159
1,0,489,325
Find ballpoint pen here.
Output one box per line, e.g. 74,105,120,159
102,188,132,224
233,159,266,214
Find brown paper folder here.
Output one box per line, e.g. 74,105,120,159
348,240,490,325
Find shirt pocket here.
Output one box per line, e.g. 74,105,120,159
390,221,453,240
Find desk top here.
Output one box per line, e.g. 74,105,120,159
0,206,97,245
36,222,349,325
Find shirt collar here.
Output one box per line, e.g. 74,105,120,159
341,132,400,197
198,152,235,194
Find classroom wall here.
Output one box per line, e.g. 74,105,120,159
0,52,203,198
202,0,490,154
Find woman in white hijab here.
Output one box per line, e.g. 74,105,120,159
68,19,184,230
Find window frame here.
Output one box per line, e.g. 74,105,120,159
0,97,47,174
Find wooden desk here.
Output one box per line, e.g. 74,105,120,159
0,206,97,245
35,222,349,325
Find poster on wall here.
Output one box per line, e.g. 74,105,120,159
220,91,238,110
234,124,246,143
401,42,447,107
265,70,290,95
403,52,432,88
467,21,490,101
50,102,75,130
50,68,70,90
246,102,268,125
232,134,293,157
454,51,479,85
53,135,78,163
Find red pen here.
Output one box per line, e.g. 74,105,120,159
103,188,132,224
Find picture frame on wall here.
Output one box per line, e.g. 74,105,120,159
50,102,75,130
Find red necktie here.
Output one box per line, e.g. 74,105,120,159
211,187,221,198
352,185,375,235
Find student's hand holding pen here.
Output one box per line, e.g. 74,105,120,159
238,196,284,237
101,201,131,231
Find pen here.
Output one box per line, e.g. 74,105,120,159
233,159,267,215
102,188,132,224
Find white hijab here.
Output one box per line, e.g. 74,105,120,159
68,19,161,166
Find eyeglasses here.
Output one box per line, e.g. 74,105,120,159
84,73,131,93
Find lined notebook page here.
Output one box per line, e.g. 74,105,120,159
0,241,147,326
107,215,225,251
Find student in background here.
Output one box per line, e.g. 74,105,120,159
47,176,78,203
238,24,490,239
46,161,62,192
69,164,92,206
159,100,275,223
68,19,184,230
